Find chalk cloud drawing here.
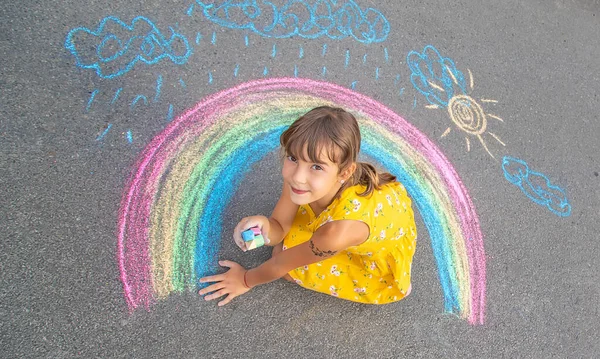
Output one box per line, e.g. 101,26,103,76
118,78,486,325
65,16,192,79
408,45,506,158
502,156,571,217
194,0,390,44
407,45,467,107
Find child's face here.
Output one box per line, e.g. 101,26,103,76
282,147,344,207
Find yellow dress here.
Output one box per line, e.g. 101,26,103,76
282,182,417,304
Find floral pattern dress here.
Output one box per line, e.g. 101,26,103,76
282,182,417,304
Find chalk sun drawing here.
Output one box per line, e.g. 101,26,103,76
65,16,192,79
408,45,505,158
502,157,571,217
118,78,486,324
193,0,390,44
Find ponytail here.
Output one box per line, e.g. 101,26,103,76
352,162,397,197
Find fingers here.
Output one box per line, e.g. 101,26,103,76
218,294,234,307
233,218,251,252
199,273,224,284
198,282,226,296
204,289,228,301
218,260,237,268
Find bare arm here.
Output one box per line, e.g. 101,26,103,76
264,183,299,246
199,219,369,306
245,219,369,287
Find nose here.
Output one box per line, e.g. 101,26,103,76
292,164,308,184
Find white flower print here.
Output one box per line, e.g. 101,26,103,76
380,230,386,239
321,215,333,226
393,190,400,204
386,194,392,205
304,265,309,270
354,287,366,293
370,262,377,270
352,199,361,212
295,279,303,285
330,265,339,276
374,203,383,217
282,245,287,251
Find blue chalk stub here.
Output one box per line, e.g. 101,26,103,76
242,230,255,242
241,226,265,250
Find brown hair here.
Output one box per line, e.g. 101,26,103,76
280,106,396,197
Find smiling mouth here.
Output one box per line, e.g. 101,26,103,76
291,186,309,194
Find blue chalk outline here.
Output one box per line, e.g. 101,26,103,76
194,0,390,44
111,88,123,105
131,95,148,109
96,123,113,141
86,89,99,112
166,104,174,121
345,49,350,68
407,44,467,108
65,16,192,79
502,156,572,217
154,74,163,102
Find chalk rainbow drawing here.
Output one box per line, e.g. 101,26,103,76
118,77,486,324
194,0,390,44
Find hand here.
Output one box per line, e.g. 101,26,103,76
233,215,271,252
198,260,251,306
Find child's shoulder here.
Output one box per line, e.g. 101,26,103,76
344,181,402,196
337,181,403,205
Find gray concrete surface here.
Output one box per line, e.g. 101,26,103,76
1,0,599,357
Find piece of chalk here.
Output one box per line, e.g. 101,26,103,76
241,226,265,250
242,230,255,242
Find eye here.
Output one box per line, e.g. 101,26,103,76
312,164,323,171
287,155,297,163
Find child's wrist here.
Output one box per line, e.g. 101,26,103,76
243,270,252,289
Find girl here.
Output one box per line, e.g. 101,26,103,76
199,106,417,306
